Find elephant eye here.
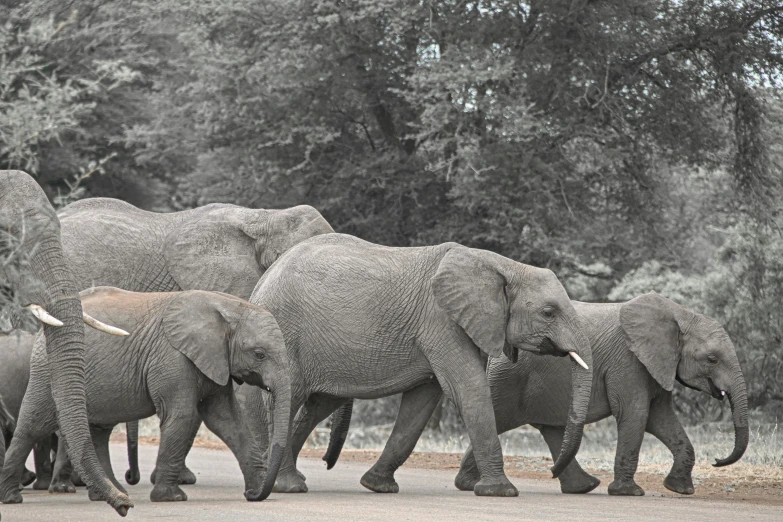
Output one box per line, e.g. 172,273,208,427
707,354,718,364
541,306,555,319
254,350,266,360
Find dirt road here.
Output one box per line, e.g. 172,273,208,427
1,443,781,521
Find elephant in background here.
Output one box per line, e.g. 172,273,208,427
454,293,748,496
0,332,55,489
246,234,593,497
0,395,14,464
0,287,291,503
56,196,334,485
0,170,132,516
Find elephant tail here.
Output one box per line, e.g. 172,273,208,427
124,421,140,485
322,400,353,470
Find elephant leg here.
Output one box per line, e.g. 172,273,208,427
0,420,58,503
360,382,443,493
198,390,264,494
455,393,522,492
87,425,127,500
646,392,695,495
49,434,76,493
537,424,600,494
607,406,649,496
290,395,348,473
31,438,54,490
150,410,201,502
272,391,308,494
431,350,517,497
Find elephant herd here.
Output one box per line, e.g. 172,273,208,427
0,169,749,517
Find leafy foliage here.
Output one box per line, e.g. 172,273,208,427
2,0,783,423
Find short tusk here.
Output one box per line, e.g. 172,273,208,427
569,351,589,370
26,305,64,327
83,313,130,337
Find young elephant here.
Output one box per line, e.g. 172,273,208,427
455,293,749,496
0,287,291,504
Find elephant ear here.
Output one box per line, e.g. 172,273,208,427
164,208,264,298
620,292,685,391
162,291,236,386
431,246,508,358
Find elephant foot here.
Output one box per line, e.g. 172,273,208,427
273,472,308,493
360,469,399,493
125,468,140,486
179,467,197,485
454,466,480,491
560,474,601,494
474,477,519,497
2,488,24,504
32,475,52,491
664,474,694,495
150,483,188,502
151,467,197,486
608,479,644,496
21,468,36,488
48,479,76,494
296,468,307,482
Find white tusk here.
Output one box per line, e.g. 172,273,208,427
83,313,130,337
26,305,64,327
569,351,589,370
721,390,726,397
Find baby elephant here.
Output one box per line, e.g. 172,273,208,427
456,292,748,496
0,287,292,504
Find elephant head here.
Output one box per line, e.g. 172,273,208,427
431,246,593,477
161,291,291,501
0,170,132,515
620,292,748,466
164,205,334,298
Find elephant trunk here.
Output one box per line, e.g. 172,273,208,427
550,329,593,478
322,400,354,470
124,421,140,485
246,378,291,501
32,237,132,515
713,371,749,467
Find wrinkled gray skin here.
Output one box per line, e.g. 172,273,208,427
247,234,593,497
55,197,333,485
0,171,132,515
0,333,54,490
454,293,749,496
1,288,291,503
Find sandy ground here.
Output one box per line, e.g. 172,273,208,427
116,434,783,506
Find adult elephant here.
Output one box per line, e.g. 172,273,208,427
454,293,748,496
0,170,132,516
1,288,291,503
56,196,334,485
246,234,593,497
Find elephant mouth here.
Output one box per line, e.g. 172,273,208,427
232,376,245,386
676,373,725,401
707,377,726,401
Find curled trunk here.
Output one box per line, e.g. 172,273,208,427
551,340,593,478
246,380,291,501
713,372,749,467
322,400,354,470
